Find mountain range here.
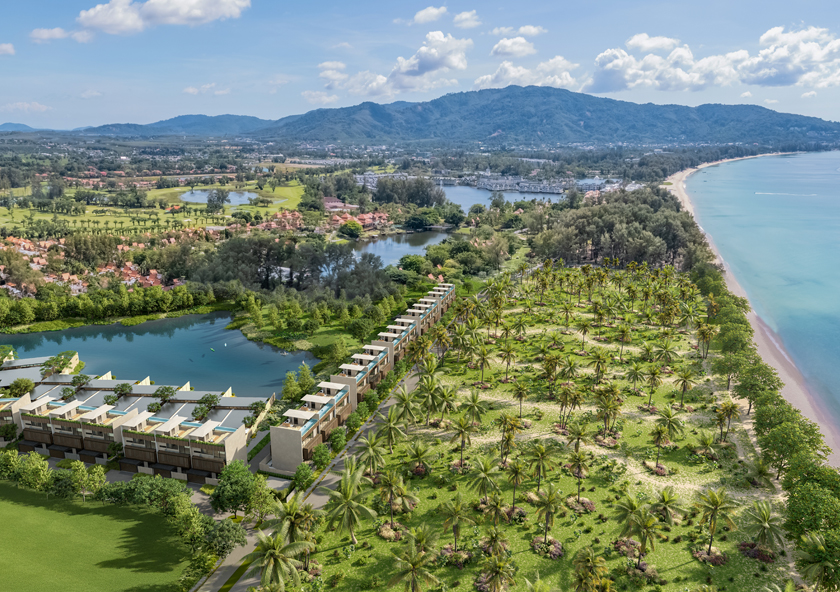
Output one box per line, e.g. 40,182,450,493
4,86,840,145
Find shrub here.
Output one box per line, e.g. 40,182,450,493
531,536,564,559
312,444,331,470
329,428,347,452
292,463,314,491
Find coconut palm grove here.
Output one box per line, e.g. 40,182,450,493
239,259,831,592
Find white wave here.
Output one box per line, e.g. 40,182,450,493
755,192,817,196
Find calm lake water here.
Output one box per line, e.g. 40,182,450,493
179,190,258,205
443,186,563,212
1,312,315,398
686,151,840,418
352,231,450,266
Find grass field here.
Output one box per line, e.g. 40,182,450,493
0,482,188,592
304,271,792,592
0,180,305,230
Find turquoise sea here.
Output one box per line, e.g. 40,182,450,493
685,151,840,420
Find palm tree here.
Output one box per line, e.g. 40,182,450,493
469,456,500,500
462,390,488,425
506,459,527,508
567,451,590,502
534,482,562,543
512,381,529,419
244,523,314,592
650,424,670,467
485,492,507,526
796,532,839,592
476,345,492,383
525,442,555,493
629,507,660,568
743,500,785,550
674,368,696,407
625,362,645,392
392,386,421,426
416,374,441,425
388,543,440,592
587,348,610,384
377,406,407,453
406,522,439,553
652,486,685,526
573,547,608,592
483,525,509,557
525,573,559,592
357,433,386,477
268,492,323,542
322,467,376,544
614,495,645,538
449,416,474,466
695,487,738,555
654,340,680,365
406,441,432,475
696,431,718,460
566,423,590,452
436,385,459,423
616,324,632,360
655,407,685,442
377,470,418,528
480,555,517,592
645,366,663,406
575,318,591,350
720,400,741,441
499,342,517,381
560,302,574,329
440,493,475,552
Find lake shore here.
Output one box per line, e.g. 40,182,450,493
666,154,840,464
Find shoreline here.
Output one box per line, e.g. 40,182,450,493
665,153,840,465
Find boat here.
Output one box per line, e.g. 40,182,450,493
210,348,215,352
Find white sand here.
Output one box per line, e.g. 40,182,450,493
665,155,840,465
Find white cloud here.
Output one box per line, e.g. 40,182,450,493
302,90,338,105
81,90,102,98
31,27,94,43
587,26,840,93
740,91,752,97
413,6,447,24
0,102,51,113
764,98,778,104
517,25,546,37
77,0,250,35
453,10,481,29
183,83,220,95
31,28,70,43
490,25,546,37
0,44,14,56
491,37,536,58
802,90,817,98
331,42,352,50
626,33,680,53
474,55,579,90
320,31,473,98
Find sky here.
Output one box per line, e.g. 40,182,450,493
1,0,840,128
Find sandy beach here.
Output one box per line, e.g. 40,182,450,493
665,155,840,465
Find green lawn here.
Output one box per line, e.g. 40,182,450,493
0,482,189,592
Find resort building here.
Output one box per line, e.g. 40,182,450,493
1,354,270,485
263,283,456,474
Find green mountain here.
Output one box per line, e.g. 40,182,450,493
12,86,840,145
256,86,840,144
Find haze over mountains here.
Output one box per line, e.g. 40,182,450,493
4,86,840,145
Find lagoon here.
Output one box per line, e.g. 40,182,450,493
442,185,563,212
685,151,840,422
179,190,258,206
351,230,450,266
1,312,315,398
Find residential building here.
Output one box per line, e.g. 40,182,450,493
264,283,456,474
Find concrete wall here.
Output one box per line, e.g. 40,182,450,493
269,425,304,473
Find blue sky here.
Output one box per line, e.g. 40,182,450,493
1,0,840,128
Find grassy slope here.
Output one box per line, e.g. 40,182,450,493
0,482,188,592
311,279,790,592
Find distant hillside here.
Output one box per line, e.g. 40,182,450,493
0,123,36,132
12,86,840,145
252,87,840,144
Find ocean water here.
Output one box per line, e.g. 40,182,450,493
685,151,840,418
